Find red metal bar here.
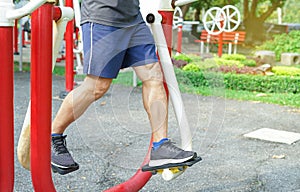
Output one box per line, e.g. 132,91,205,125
30,4,56,191
218,20,224,57
65,0,75,92
0,26,14,192
157,10,174,97
176,24,183,54
13,19,19,54
218,32,223,57
158,10,173,56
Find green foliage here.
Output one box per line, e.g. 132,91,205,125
182,63,201,72
282,0,300,23
241,59,257,67
182,54,258,72
173,54,192,63
221,54,246,61
272,66,300,76
256,30,300,60
186,54,202,62
175,69,300,94
214,58,244,67
213,54,257,68
196,59,219,70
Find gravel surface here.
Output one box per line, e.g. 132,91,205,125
13,71,300,192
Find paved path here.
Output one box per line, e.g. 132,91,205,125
12,71,300,191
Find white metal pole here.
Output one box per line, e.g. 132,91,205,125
149,13,192,151
175,0,197,7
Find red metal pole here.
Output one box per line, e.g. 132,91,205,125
158,10,173,56
218,20,224,57
30,3,56,191
218,32,223,57
176,23,183,54
65,0,75,92
0,26,14,192
13,19,19,54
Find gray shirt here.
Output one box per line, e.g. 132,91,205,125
81,0,144,27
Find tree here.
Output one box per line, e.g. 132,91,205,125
282,0,300,23
243,0,287,43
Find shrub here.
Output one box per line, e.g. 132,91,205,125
241,59,257,67
221,54,246,61
189,59,219,71
214,58,244,67
175,69,300,94
173,54,192,63
182,63,201,72
272,66,300,76
215,65,256,74
186,54,202,62
256,30,300,60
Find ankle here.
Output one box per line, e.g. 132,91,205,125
51,133,63,137
152,138,169,150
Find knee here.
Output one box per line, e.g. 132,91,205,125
82,76,112,100
93,78,111,100
134,62,163,82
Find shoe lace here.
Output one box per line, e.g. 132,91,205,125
163,140,184,153
53,135,69,154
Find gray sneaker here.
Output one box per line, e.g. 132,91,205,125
149,140,197,167
51,135,79,175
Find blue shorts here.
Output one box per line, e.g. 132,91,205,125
81,22,158,78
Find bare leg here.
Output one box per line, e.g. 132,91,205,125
52,75,112,134
133,62,168,142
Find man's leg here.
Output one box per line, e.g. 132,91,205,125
133,62,168,142
51,75,112,175
134,62,196,167
52,75,112,134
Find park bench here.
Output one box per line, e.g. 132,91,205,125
194,30,246,55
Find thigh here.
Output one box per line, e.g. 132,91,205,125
122,23,158,68
81,22,131,78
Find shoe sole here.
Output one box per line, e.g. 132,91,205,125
51,162,79,175
149,154,196,167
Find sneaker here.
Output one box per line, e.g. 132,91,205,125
149,140,197,167
51,135,79,175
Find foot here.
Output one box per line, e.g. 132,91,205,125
51,135,79,175
149,139,197,167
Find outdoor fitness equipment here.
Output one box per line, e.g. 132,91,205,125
1,0,73,190
0,0,198,191
144,10,198,182
17,6,73,170
203,5,241,35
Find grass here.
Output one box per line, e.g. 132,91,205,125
14,62,66,76
14,62,300,108
113,71,300,108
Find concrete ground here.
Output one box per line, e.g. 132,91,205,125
12,43,300,191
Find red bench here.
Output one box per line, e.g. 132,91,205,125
195,30,246,54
